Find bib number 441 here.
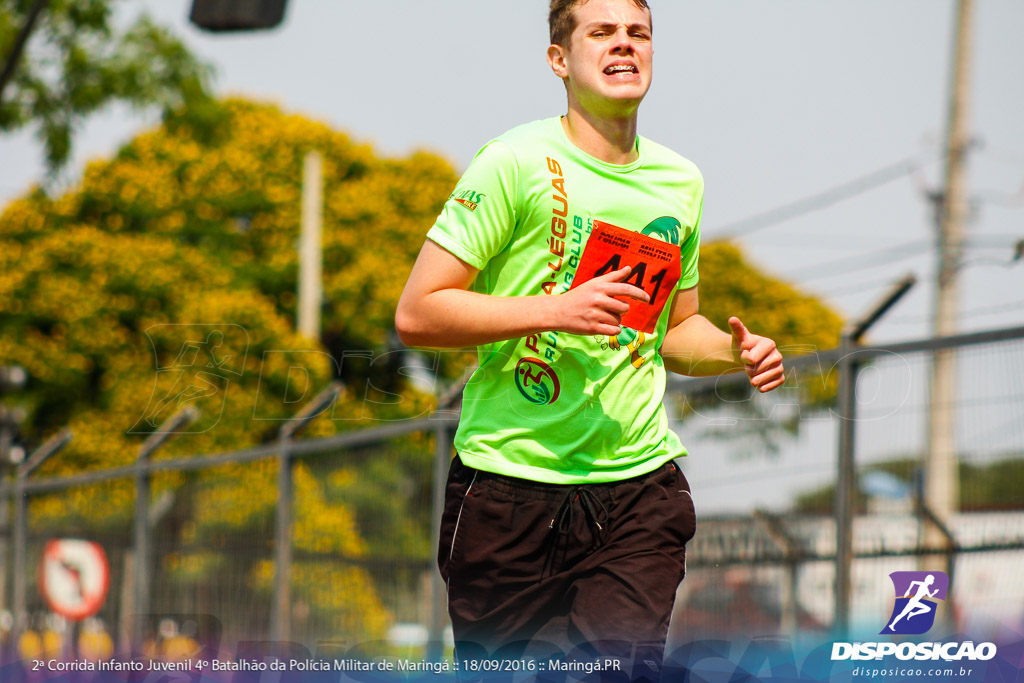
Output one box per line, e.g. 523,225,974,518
570,220,681,333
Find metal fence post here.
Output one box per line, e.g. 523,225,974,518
754,510,802,635
131,407,197,649
11,462,27,635
427,421,451,662
423,378,467,661
834,331,857,637
0,378,27,617
273,434,293,642
916,499,960,632
834,275,915,635
271,382,341,642
0,461,11,615
12,429,72,636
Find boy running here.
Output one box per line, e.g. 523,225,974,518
396,0,785,672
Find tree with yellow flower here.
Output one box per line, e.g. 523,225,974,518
0,96,843,646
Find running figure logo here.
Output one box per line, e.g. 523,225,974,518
881,571,949,635
514,357,561,405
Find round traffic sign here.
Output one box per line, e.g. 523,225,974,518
39,540,110,621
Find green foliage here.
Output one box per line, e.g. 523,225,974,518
0,97,466,640
0,0,220,170
970,458,1024,511
0,90,850,636
320,438,436,561
1,99,456,451
699,241,843,353
63,98,463,375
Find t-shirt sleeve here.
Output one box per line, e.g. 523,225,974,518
677,189,702,290
426,140,519,270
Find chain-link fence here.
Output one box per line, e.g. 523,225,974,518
667,324,1024,643
1,325,1022,663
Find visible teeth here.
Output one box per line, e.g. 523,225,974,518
605,65,635,74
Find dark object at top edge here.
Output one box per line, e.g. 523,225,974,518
189,0,288,32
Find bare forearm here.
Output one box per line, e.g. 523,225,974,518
396,288,557,349
397,240,649,348
661,314,743,376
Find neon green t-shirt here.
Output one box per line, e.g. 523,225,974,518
427,117,703,484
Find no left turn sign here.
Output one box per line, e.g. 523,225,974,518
39,539,110,620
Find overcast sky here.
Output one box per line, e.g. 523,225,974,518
2,1,1022,512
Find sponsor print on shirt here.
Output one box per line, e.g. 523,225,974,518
642,215,681,246
514,356,561,405
513,153,686,402
450,188,485,212
519,155,571,398
542,156,570,296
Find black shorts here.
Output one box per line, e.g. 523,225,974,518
438,455,697,668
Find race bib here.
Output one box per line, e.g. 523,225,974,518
569,220,681,333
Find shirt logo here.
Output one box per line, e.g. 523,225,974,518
882,571,949,635
514,357,561,405
641,216,682,246
451,189,485,212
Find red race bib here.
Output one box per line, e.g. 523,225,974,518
569,220,681,333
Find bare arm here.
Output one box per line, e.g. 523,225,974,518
661,286,785,392
395,239,650,349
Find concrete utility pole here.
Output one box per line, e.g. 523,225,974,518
923,0,973,580
298,151,323,340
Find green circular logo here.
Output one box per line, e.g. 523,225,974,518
514,357,561,405
641,216,681,246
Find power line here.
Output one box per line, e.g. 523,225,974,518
788,236,1020,290
711,157,923,240
964,233,1024,247
730,234,874,250
749,229,1020,292
976,184,1024,207
974,143,1024,169
786,239,931,283
889,298,1024,326
818,273,934,300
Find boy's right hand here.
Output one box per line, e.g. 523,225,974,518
551,265,649,336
